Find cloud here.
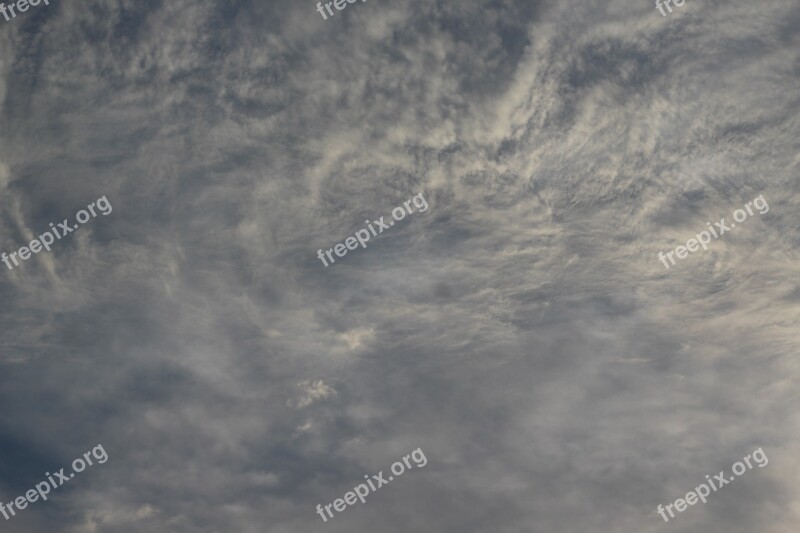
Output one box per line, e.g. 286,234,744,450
0,0,797,531
287,380,337,409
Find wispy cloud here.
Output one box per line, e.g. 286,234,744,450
0,0,797,531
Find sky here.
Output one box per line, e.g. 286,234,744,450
0,0,798,531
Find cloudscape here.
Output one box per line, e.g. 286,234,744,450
0,0,798,531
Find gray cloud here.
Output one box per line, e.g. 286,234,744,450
0,0,797,531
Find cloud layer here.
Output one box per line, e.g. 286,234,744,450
0,0,798,531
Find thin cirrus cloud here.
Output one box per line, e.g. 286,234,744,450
0,0,797,531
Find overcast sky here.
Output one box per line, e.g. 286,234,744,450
0,0,798,531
